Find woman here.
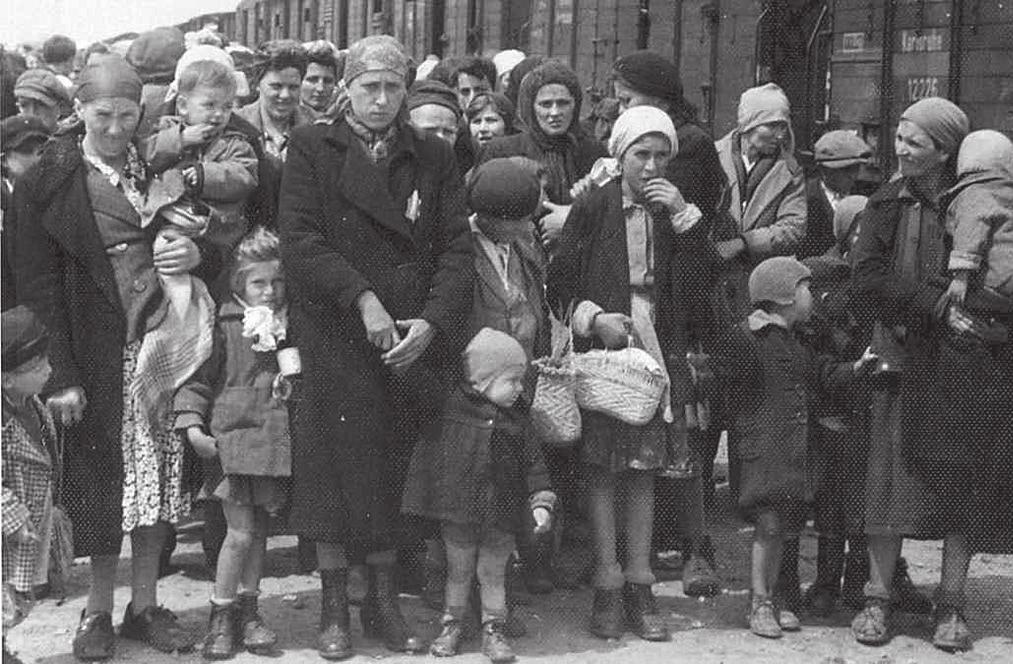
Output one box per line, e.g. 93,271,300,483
237,40,309,229
278,35,473,659
850,97,1012,652
14,55,207,660
300,40,343,125
548,106,709,642
466,91,515,149
480,60,607,249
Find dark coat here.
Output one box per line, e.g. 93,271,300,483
12,132,217,556
668,120,725,231
798,177,838,259
401,387,551,532
278,119,473,548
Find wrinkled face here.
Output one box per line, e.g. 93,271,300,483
620,134,672,196
456,72,491,110
177,85,234,132
2,354,52,399
347,70,406,131
894,119,949,179
16,96,60,132
241,260,285,310
301,62,337,111
481,363,527,408
469,107,506,145
743,121,788,156
78,97,141,160
613,79,668,114
533,84,575,137
409,104,459,145
259,67,302,122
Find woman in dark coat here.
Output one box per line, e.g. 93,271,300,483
278,35,473,659
14,56,206,659
849,97,1012,652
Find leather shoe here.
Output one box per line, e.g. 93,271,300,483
429,620,463,657
119,603,199,653
72,610,115,661
932,605,972,652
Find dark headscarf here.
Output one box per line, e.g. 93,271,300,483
516,61,583,203
505,55,546,110
74,54,143,104
611,50,698,123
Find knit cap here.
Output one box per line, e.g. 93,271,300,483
14,69,71,108
956,129,1013,179
814,130,872,168
468,157,542,221
463,328,528,396
748,256,812,305
343,35,408,85
2,305,49,370
126,27,186,84
406,79,460,117
737,82,791,134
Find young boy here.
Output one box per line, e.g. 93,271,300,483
713,257,876,638
2,306,55,663
145,59,259,259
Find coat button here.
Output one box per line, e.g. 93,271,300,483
132,279,147,293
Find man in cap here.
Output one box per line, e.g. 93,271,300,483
406,79,461,146
13,69,71,132
800,130,873,258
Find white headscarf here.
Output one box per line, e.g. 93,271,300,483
608,105,678,159
164,45,238,103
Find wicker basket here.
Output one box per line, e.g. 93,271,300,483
573,347,668,426
531,357,582,447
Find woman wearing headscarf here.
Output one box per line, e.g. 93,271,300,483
850,97,1012,652
278,35,472,659
14,55,208,660
548,106,710,642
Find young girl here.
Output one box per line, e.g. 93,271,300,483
173,227,293,660
402,328,556,663
2,306,55,664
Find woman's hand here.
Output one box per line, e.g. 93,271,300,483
358,291,401,351
186,427,218,459
593,312,633,349
643,178,687,213
153,233,201,275
383,319,436,370
46,386,87,426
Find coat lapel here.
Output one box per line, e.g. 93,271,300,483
742,159,794,228
472,236,511,306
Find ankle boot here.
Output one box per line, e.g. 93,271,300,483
203,601,237,660
805,535,845,616
589,587,624,639
236,593,276,654
481,620,516,663
361,564,425,653
318,568,353,660
623,583,670,641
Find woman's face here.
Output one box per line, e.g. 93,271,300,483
346,70,406,131
620,134,672,197
78,97,141,160
533,83,575,137
301,62,337,112
894,119,949,178
613,79,668,114
743,121,789,156
470,106,506,145
259,67,303,122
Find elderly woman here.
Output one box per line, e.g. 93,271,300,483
300,41,343,125
850,98,1012,652
466,91,515,149
14,55,207,660
278,35,472,659
548,106,709,642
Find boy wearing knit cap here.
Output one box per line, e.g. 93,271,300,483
402,328,556,663
407,79,462,146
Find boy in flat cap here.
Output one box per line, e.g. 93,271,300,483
13,69,71,133
800,130,873,258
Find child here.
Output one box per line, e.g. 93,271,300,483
2,306,55,663
402,328,556,664
145,58,259,260
713,257,876,638
173,228,293,660
938,129,1013,313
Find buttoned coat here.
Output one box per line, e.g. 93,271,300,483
278,119,473,548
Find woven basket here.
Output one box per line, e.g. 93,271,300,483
574,347,668,426
531,357,582,447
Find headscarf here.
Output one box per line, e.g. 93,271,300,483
956,129,1012,179
74,54,143,104
608,106,678,160
492,49,526,81
737,82,790,134
505,55,546,109
611,50,683,105
516,60,583,203
343,35,408,86
900,97,969,157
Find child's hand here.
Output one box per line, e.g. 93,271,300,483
532,507,553,535
186,426,218,459
852,346,879,376
13,521,38,544
181,123,217,147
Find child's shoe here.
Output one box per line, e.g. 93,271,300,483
202,601,237,660
748,596,782,639
119,603,199,653
430,618,464,657
72,610,116,661
622,583,670,641
481,621,516,664
236,593,277,654
589,588,624,639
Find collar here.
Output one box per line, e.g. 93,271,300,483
820,180,844,205
747,309,790,331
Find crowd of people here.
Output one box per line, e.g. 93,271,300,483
2,24,1012,664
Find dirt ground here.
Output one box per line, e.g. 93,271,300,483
8,473,1013,664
